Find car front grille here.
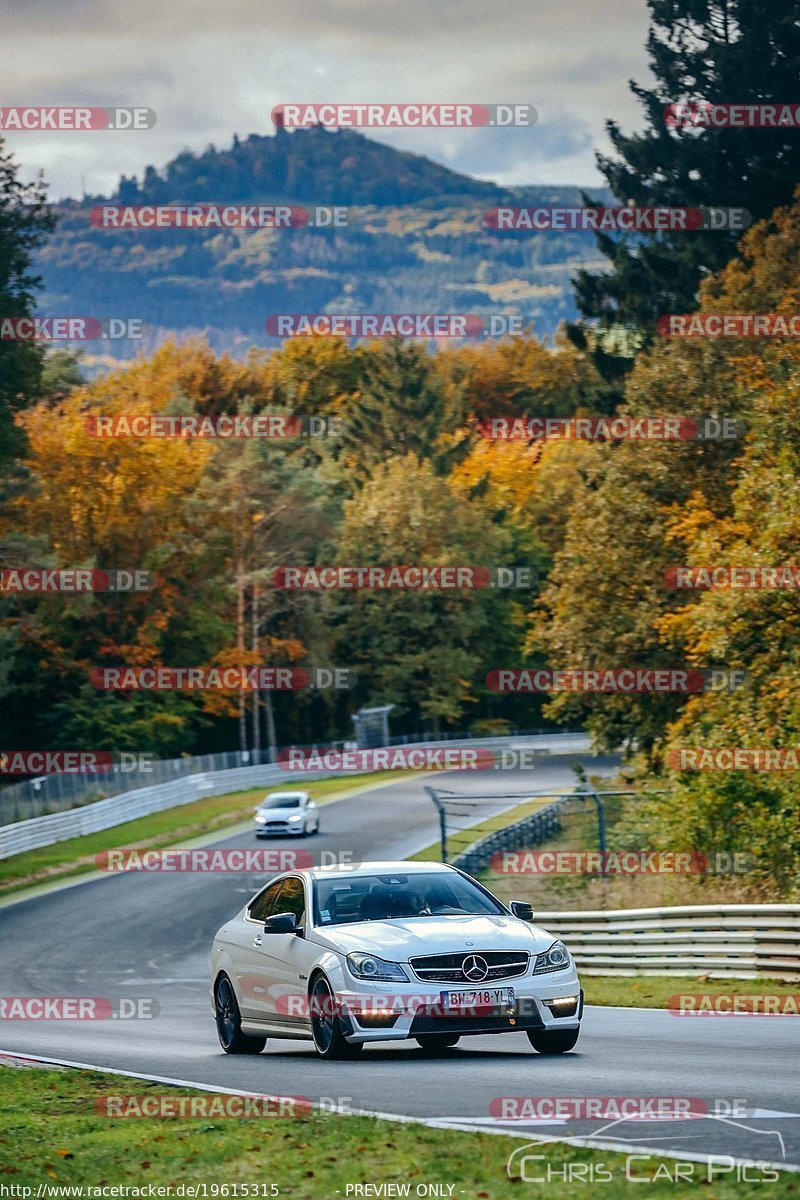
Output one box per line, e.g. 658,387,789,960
409,951,529,983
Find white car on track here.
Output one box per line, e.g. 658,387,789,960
253,791,319,837
211,860,582,1059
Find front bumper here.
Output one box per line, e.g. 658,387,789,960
255,823,305,837
329,968,583,1044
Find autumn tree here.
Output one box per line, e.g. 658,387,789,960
532,193,800,758
329,455,515,732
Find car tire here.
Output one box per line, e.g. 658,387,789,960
415,1035,460,1053
526,1027,580,1054
214,975,266,1055
309,976,363,1060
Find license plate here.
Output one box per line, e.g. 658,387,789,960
442,987,515,1011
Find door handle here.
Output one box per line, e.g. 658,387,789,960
252,936,263,947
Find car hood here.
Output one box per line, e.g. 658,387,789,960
256,807,301,817
310,914,560,959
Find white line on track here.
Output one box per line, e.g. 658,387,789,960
1,1048,798,1174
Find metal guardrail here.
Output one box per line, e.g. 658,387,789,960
0,764,295,860
0,732,592,860
0,750,271,822
0,725,574,823
449,798,567,874
447,791,800,981
536,905,800,982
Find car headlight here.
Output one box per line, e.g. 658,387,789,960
346,953,409,982
532,940,570,974
254,815,266,824
288,814,303,823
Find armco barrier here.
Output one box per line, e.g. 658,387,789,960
449,798,566,874
535,905,800,982
0,764,292,860
0,728,589,822
448,798,800,981
0,733,592,860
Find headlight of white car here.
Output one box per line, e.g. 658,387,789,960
254,815,266,823
346,953,409,982
288,814,303,823
532,940,570,974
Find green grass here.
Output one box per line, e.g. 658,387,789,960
2,1066,796,1196
479,786,759,911
582,974,800,1009
0,771,417,898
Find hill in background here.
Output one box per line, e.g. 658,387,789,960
37,126,609,364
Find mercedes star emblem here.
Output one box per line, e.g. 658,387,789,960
462,954,489,982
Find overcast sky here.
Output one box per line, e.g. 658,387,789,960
1,0,653,200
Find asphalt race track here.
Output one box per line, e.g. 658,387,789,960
1,755,798,1171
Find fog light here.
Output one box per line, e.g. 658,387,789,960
543,995,579,1017
351,1011,399,1028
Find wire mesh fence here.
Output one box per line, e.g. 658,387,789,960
427,784,638,908
0,725,569,826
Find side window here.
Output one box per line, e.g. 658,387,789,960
274,876,306,926
248,879,285,923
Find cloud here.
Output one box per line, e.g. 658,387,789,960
1,0,652,197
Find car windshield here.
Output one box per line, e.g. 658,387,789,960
313,872,504,925
261,795,303,809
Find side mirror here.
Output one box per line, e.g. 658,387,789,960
510,901,534,922
264,912,298,934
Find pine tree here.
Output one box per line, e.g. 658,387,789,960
0,139,54,471
571,0,800,381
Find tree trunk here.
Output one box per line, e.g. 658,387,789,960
251,580,261,761
236,548,247,754
263,687,277,764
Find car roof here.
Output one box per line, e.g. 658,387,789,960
262,791,309,799
305,861,456,879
